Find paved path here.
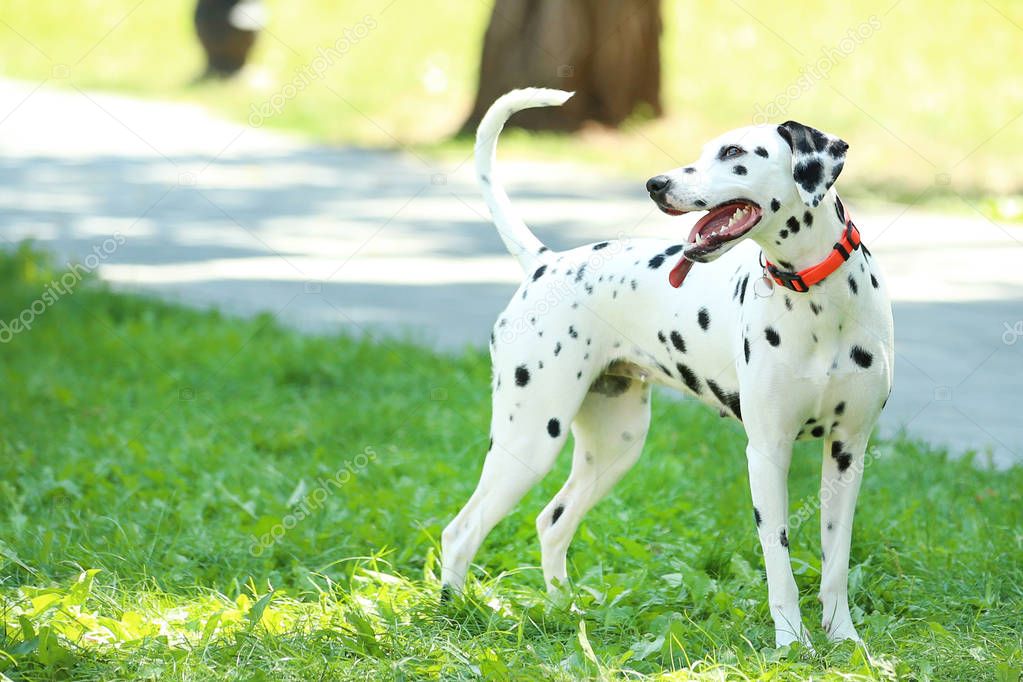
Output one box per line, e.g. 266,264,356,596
2,79,1021,468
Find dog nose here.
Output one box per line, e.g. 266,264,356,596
646,175,670,194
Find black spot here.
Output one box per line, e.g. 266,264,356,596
697,308,710,330
804,211,814,227
532,265,547,281
779,229,789,239
827,139,848,158
793,159,824,194
786,216,800,234
554,342,562,356
575,264,587,283
755,146,769,158
592,241,609,250
827,521,834,531
811,425,825,438
779,260,794,270
538,246,549,254
780,529,789,548
675,363,701,394
648,254,666,269
694,199,707,207
810,302,822,315
754,507,762,526
490,331,495,346
870,273,879,289
488,437,493,451
765,327,781,347
770,198,781,212
683,167,696,174
664,244,684,256
743,337,750,363
547,418,561,437
739,275,749,304
733,165,747,176
831,441,852,471
657,330,667,344
657,363,673,378
810,129,830,152
669,331,686,353
707,379,742,420
514,365,530,387
568,326,578,339
479,174,490,185
440,584,452,603
850,346,873,368
835,401,846,415
631,279,638,290
551,505,564,524
784,295,792,311
577,371,583,379
848,275,858,295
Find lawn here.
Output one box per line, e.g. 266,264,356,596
3,0,1023,214
1,245,1021,680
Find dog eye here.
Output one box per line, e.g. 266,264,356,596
722,145,744,158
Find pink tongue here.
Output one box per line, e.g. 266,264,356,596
668,257,693,288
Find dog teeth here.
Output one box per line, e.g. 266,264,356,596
723,207,750,231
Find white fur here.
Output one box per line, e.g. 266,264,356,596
442,90,894,648
475,88,573,271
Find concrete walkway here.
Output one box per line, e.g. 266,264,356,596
2,79,1021,468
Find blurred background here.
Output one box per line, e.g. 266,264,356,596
2,0,1021,465
4,0,1022,200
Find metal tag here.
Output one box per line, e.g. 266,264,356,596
754,274,775,298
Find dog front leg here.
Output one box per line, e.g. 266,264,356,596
746,440,810,648
819,434,868,642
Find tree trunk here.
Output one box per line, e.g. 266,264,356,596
459,0,662,134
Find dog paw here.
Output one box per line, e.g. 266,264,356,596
825,620,862,644
775,626,814,652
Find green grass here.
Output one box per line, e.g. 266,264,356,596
3,0,1023,215
1,245,1022,680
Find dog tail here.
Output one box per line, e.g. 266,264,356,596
475,88,574,272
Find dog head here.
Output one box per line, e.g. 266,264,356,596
646,121,847,279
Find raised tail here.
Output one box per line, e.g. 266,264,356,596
475,88,574,272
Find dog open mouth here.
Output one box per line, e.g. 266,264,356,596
664,200,762,288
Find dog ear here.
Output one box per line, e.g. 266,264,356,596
776,121,848,207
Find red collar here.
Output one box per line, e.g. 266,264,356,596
763,206,862,293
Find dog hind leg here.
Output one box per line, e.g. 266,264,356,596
441,382,585,596
536,376,651,591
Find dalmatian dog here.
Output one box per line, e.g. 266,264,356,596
441,88,894,647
